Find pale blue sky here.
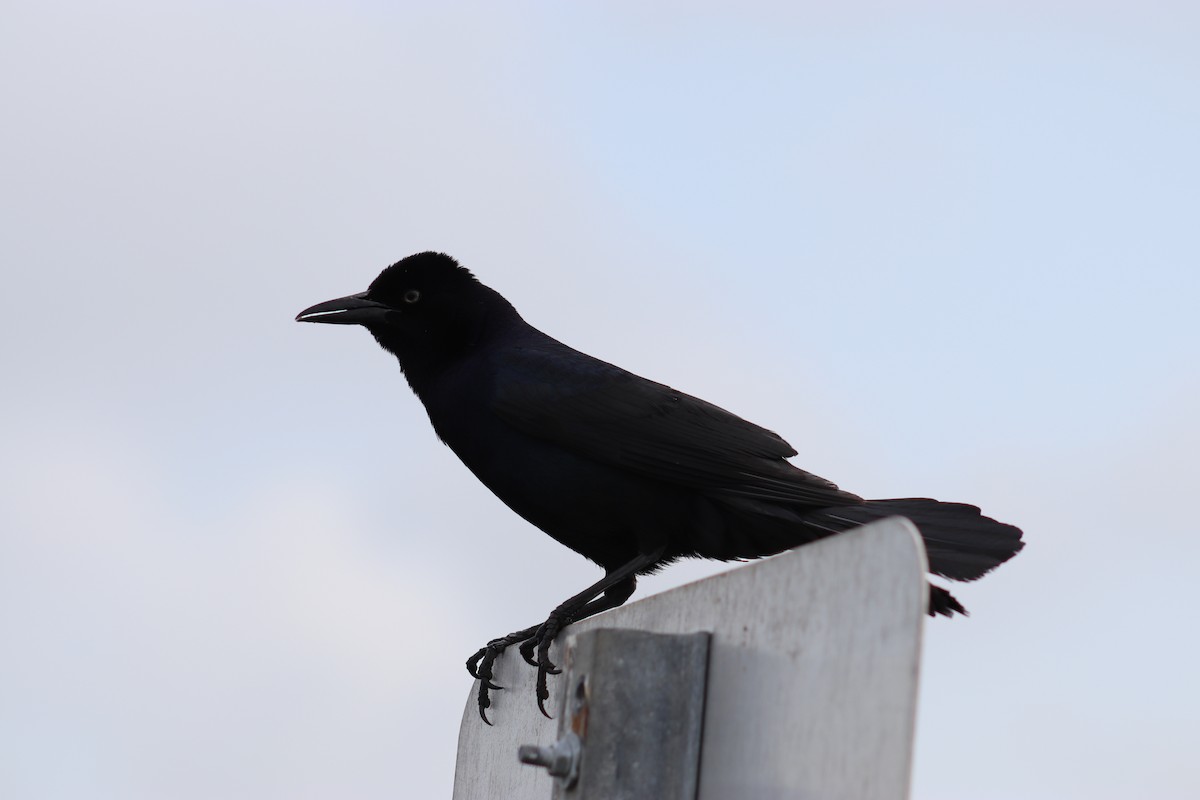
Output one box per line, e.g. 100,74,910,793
2,2,1197,798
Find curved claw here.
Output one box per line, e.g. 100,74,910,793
472,643,510,722
535,661,556,717
534,620,565,718
535,661,553,718
466,648,488,679
477,680,494,726
475,653,499,725
469,620,572,723
538,629,559,670
519,639,540,668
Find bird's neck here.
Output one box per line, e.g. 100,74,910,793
374,292,524,398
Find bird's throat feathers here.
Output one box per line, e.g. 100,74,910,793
368,284,521,397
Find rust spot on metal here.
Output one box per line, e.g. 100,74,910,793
569,674,589,738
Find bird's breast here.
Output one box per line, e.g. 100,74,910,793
418,368,691,568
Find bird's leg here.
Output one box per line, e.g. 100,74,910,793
465,591,631,724
466,625,540,725
463,599,628,724
467,627,536,681
517,578,636,668
465,547,664,723
465,582,637,725
521,548,664,718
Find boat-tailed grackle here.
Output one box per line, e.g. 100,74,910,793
297,252,1024,723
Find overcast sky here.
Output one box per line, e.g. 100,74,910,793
2,2,1198,798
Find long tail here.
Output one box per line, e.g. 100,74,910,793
815,498,1024,581
709,493,1023,616
803,498,1024,617
928,584,967,617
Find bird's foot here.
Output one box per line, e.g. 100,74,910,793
516,614,567,718
466,626,538,725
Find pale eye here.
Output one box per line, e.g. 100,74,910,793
403,289,421,304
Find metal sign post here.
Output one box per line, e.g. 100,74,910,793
453,517,928,800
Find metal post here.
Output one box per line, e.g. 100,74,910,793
519,628,710,800
454,519,928,800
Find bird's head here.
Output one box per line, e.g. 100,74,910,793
297,252,518,387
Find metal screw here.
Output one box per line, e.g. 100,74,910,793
517,731,582,788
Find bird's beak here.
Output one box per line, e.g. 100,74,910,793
295,291,390,325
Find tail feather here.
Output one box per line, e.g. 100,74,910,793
811,498,1024,582
707,494,1022,618
928,583,967,617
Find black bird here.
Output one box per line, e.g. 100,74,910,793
297,252,1024,723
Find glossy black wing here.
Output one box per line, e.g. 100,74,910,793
492,340,862,509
